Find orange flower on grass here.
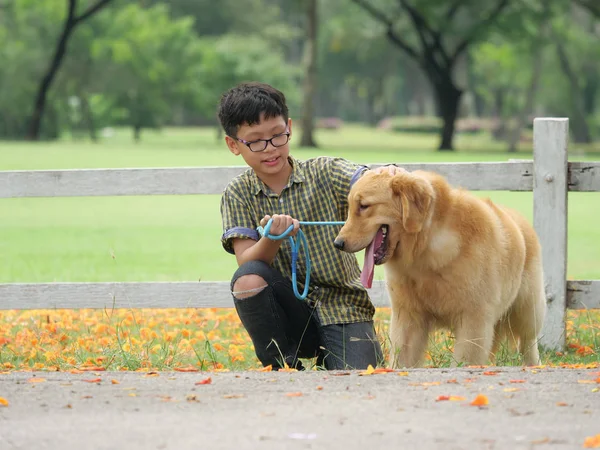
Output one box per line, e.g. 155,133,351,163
576,346,595,357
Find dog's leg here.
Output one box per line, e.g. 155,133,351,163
389,310,430,368
509,265,545,366
452,316,494,366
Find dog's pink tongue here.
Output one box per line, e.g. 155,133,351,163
360,228,384,289
360,240,376,288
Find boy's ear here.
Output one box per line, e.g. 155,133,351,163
287,118,293,139
225,136,241,155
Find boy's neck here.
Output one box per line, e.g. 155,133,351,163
259,159,293,195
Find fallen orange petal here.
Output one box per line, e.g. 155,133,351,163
174,367,199,372
286,392,303,397
503,387,521,392
359,364,376,376
470,394,489,406
258,365,273,372
556,402,569,407
195,377,212,385
27,378,46,383
372,368,395,374
483,371,500,376
0,397,8,406
82,378,102,383
583,434,600,448
223,394,245,399
436,395,465,402
509,380,527,383
78,366,106,372
111,379,120,384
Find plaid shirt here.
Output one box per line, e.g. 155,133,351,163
220,156,375,326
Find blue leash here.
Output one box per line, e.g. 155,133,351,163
257,219,345,300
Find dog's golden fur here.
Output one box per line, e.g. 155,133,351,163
336,170,546,368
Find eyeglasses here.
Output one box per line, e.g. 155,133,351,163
235,129,290,152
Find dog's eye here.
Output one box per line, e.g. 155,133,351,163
359,204,370,211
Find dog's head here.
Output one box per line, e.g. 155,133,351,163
334,170,434,266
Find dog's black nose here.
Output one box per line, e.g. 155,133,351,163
333,238,345,250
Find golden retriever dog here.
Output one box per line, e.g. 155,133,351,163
334,170,546,368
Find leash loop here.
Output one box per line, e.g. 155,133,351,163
257,219,345,300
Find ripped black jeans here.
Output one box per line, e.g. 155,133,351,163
231,260,382,370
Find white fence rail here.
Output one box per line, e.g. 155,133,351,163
1,118,598,351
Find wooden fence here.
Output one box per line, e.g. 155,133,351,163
0,118,598,351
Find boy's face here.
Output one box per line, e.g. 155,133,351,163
225,115,292,180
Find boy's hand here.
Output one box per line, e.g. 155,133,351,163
371,165,407,176
260,214,300,237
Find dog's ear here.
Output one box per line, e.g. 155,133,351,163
391,175,433,233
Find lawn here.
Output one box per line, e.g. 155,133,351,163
0,125,598,371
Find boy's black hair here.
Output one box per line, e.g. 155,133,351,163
217,82,289,138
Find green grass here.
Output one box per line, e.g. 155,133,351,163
1,125,598,283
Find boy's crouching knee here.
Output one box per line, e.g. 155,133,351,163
231,260,276,299
232,274,268,299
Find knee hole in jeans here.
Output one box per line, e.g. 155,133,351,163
232,274,268,299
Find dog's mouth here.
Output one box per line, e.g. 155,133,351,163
373,225,389,264
360,225,389,288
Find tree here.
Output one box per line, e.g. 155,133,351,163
90,3,211,141
195,33,301,134
572,0,600,18
550,1,598,143
300,0,319,147
26,0,113,140
349,0,510,150
316,0,408,123
505,2,551,152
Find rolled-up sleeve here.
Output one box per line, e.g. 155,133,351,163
220,190,259,255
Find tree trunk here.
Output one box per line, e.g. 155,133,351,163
431,77,462,151
26,0,113,141
467,51,485,117
507,50,544,152
80,95,97,142
27,1,77,140
133,125,142,142
300,0,318,148
507,4,550,152
555,40,592,143
582,70,597,116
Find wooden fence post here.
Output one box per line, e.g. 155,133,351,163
533,117,569,351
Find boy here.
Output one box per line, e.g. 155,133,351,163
218,81,398,370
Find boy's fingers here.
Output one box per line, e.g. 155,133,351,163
260,215,272,227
